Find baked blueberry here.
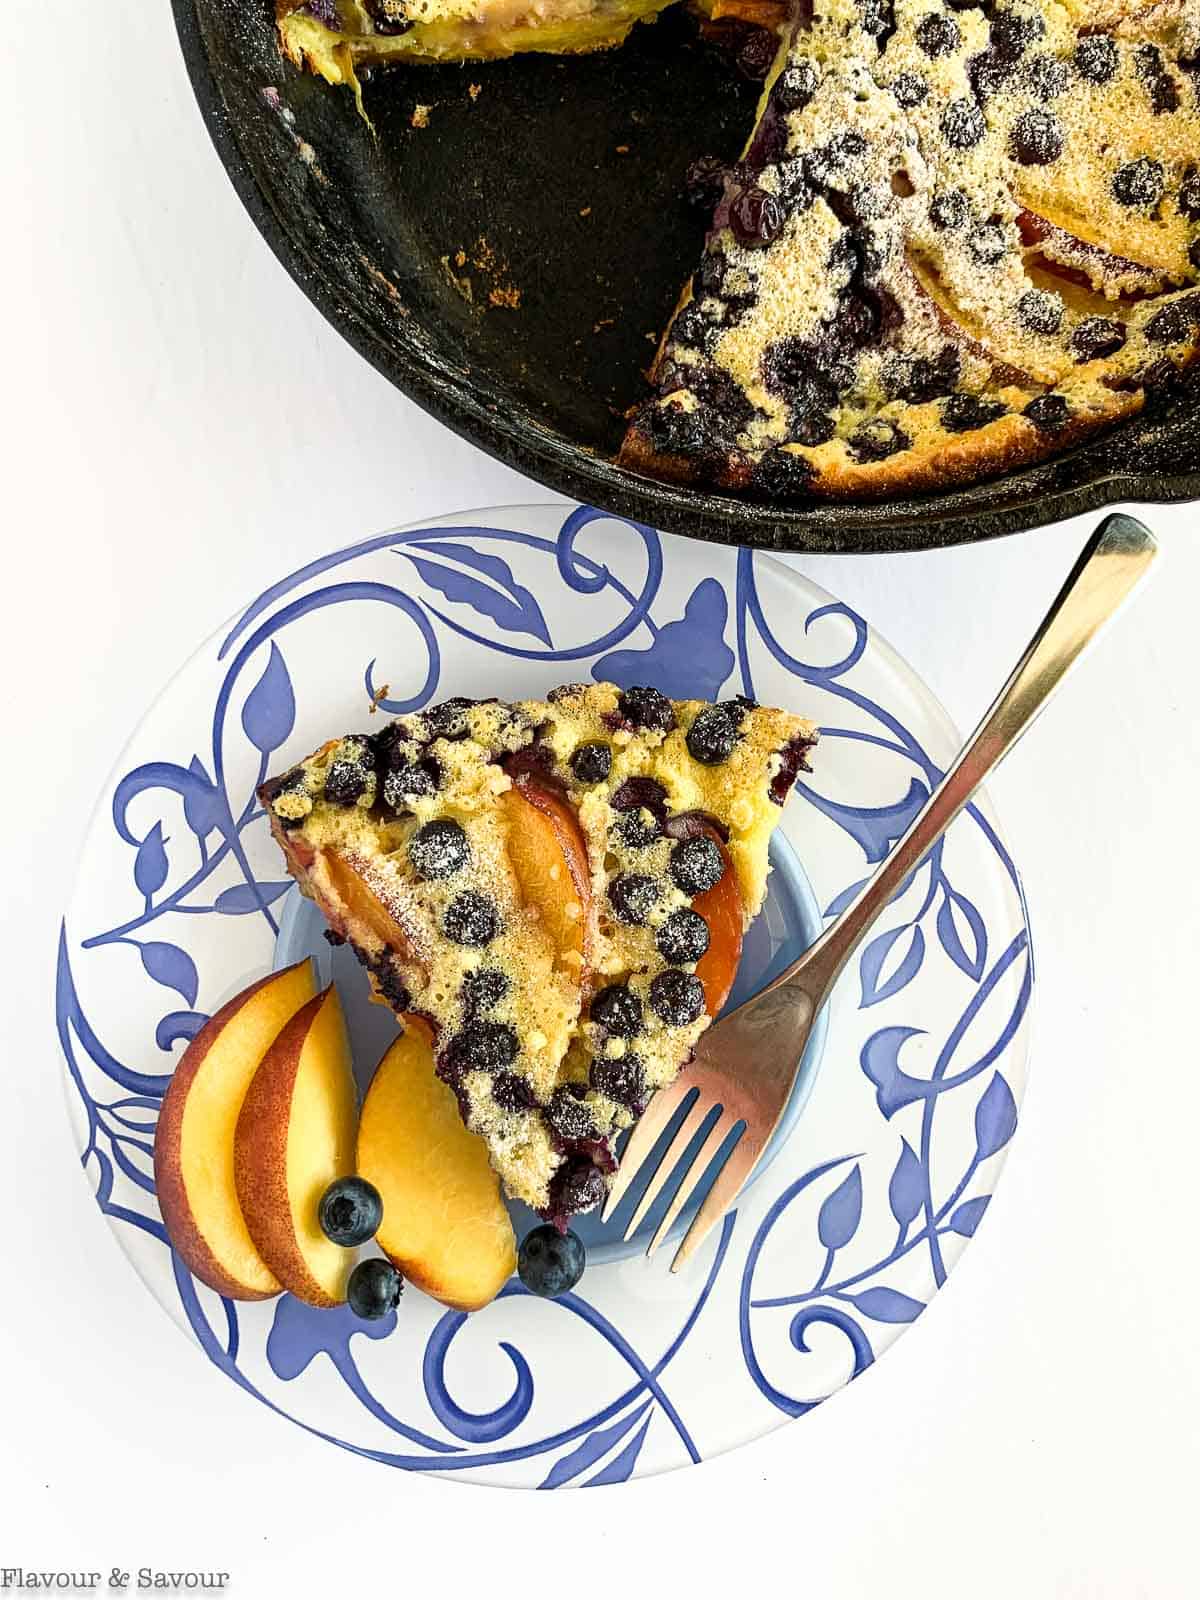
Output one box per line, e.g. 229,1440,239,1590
443,1020,519,1075
1111,158,1165,209
618,687,676,734
883,347,961,403
590,1052,646,1109
1073,34,1117,83
941,97,986,149
383,758,440,809
1023,53,1070,98
608,873,661,925
490,1071,537,1112
318,1177,383,1247
443,891,500,946
552,1159,608,1218
941,393,1007,432
656,908,711,964
547,1084,598,1141
929,189,969,231
590,983,644,1037
1070,316,1126,360
1136,45,1179,114
615,809,663,849
610,775,669,818
775,60,819,112
989,7,1043,59
890,72,929,107
408,818,470,879
730,187,785,248
685,154,728,212
1145,295,1200,345
670,835,724,895
736,26,777,81
849,418,910,462
1009,110,1063,166
1023,393,1071,433
916,13,960,57
649,969,706,1027
969,48,1016,100
347,1258,403,1320
518,1225,586,1296
571,742,612,783
753,447,816,499
968,223,1008,264
461,967,509,1015
1017,289,1064,335
687,705,739,765
424,696,476,741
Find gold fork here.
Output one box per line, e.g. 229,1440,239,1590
602,512,1158,1271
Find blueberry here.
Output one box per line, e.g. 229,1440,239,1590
1009,110,1063,166
1070,316,1126,360
408,818,470,880
941,393,1007,432
929,189,969,231
571,742,612,783
916,13,960,57
1073,34,1117,83
968,48,1016,101
318,1177,383,1247
1023,53,1069,98
1179,168,1200,221
649,969,706,1027
371,960,411,1012
1017,289,1063,335
324,757,369,806
941,97,985,149
1145,294,1200,346
424,696,476,741
443,891,500,946
968,223,1008,264
686,705,739,765
461,967,509,1015
670,835,724,895
615,810,662,850
735,26,776,80
1023,393,1071,433
989,7,1042,59
590,1052,646,1109
609,774,669,818
518,1225,586,1296
552,1159,608,1218
590,984,643,1037
656,908,711,964
890,72,929,107
774,60,819,112
848,418,910,462
383,758,440,809
618,687,676,734
1136,45,1179,114
443,1020,519,1075
685,154,728,212
1111,158,1164,209
547,1084,598,1141
730,187,785,248
608,873,661,925
753,446,816,499
491,1071,537,1111
347,1258,403,1320
883,347,961,402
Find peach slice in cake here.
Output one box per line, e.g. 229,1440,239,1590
260,683,815,1224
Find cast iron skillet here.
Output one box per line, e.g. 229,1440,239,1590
174,0,1200,553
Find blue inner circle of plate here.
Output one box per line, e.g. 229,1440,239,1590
273,831,829,1265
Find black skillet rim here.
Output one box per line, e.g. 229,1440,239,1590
171,0,1200,554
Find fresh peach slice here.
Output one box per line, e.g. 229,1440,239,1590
234,985,359,1308
501,776,592,970
357,1019,516,1312
692,832,744,1017
154,959,317,1299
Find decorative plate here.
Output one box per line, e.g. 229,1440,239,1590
57,503,1033,1487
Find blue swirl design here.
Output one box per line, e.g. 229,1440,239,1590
56,505,1031,1483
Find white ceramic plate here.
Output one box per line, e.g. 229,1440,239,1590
58,503,1032,1487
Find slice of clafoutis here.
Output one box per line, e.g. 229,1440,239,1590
234,985,360,1308
357,1018,517,1311
259,683,816,1227
154,959,317,1299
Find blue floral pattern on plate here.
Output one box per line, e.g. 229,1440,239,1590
57,504,1032,1487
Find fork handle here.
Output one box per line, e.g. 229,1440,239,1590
771,512,1158,1004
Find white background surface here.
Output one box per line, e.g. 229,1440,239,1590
3,3,1198,1595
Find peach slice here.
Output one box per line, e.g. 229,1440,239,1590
317,849,421,965
234,985,359,1308
692,832,744,1018
154,959,317,1299
357,1019,516,1312
501,776,592,970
